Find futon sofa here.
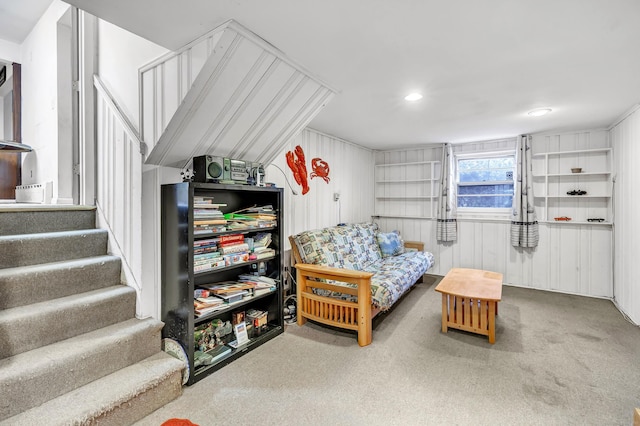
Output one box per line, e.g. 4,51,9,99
289,222,434,346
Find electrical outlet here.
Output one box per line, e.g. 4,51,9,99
333,193,340,201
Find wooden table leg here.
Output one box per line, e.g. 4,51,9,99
488,301,496,344
441,293,448,333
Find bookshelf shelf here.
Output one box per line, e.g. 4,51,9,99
193,255,277,276
532,147,612,223
161,182,284,385
374,160,440,219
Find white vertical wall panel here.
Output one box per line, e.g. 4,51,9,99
94,76,144,316
610,105,640,324
267,128,374,248
140,20,335,168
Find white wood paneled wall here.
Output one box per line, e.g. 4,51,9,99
270,128,374,246
94,76,145,316
610,105,640,324
374,132,613,299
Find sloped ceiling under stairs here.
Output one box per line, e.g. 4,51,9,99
142,20,336,169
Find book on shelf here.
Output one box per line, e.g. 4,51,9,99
193,197,227,209
194,259,226,272
216,290,250,303
219,234,245,246
223,252,250,266
194,297,225,317
244,204,275,213
194,296,223,308
194,246,218,255
194,237,219,247
194,252,222,260
194,207,224,215
194,289,211,298
242,213,277,220
199,281,256,294
219,243,250,255
194,219,227,226
253,232,272,248
194,224,227,234
255,249,275,259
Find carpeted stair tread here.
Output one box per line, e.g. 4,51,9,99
0,352,184,426
0,255,122,309
0,209,96,236
0,228,108,268
0,285,136,359
0,317,166,421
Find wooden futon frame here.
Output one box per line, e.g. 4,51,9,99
289,237,424,346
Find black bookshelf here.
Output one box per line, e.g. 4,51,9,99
161,182,284,385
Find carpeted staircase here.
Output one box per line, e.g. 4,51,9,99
0,206,184,425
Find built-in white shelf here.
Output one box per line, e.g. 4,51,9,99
542,195,611,199
532,147,612,157
375,161,436,167
372,215,433,220
375,196,437,200
376,179,433,183
374,159,440,220
533,147,612,224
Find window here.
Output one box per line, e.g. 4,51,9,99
456,153,515,210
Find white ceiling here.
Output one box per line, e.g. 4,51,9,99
7,0,640,150
0,0,53,44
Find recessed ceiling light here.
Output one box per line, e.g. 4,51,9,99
528,108,552,117
404,93,423,101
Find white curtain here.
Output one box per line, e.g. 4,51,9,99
436,143,457,242
511,135,539,248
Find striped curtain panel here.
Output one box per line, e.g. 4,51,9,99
436,143,457,242
511,135,539,247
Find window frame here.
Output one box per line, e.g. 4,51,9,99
454,150,516,218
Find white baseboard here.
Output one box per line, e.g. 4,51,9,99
52,197,74,205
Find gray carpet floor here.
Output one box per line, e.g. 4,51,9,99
136,278,640,426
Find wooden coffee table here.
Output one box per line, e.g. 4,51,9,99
435,268,503,344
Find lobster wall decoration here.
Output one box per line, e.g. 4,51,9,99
285,145,330,195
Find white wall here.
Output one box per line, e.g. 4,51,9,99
19,1,70,188
269,128,375,242
55,10,73,204
97,19,168,131
610,105,640,324
95,18,168,318
0,39,22,64
375,130,613,300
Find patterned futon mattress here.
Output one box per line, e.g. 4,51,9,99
291,223,434,311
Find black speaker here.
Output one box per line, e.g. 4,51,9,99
192,155,224,183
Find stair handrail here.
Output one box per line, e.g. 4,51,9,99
93,74,147,156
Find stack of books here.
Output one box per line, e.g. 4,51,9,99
243,205,277,228
193,197,227,234
219,234,251,266
198,281,255,303
237,274,277,296
222,204,277,230
193,237,224,273
252,232,275,259
194,295,224,317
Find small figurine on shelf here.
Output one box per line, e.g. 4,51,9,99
566,189,587,196
554,216,572,221
181,168,194,182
